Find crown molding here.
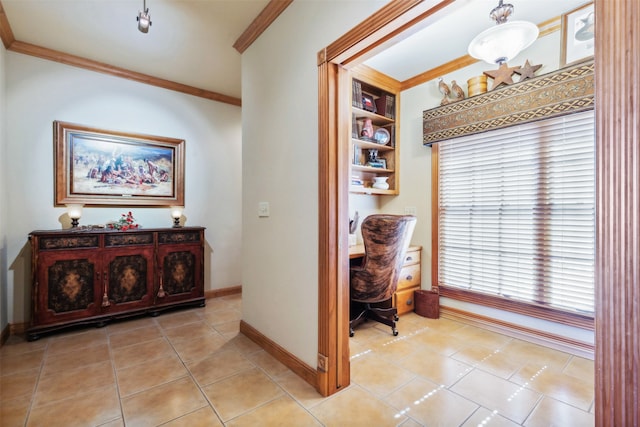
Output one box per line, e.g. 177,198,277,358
8,40,241,106
0,0,249,106
233,0,293,53
0,1,15,49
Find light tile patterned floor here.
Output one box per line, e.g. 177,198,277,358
0,294,594,426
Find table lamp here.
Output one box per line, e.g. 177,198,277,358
170,206,183,227
66,204,83,228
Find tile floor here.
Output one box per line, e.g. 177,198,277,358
0,294,594,426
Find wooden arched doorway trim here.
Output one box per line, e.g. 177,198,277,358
317,1,640,424
315,0,457,396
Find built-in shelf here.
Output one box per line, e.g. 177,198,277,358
350,72,400,195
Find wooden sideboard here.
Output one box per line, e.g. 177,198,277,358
349,244,422,315
28,226,205,340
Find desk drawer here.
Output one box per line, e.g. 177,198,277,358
395,287,418,315
403,248,421,266
398,263,420,290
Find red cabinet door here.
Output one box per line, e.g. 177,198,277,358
100,246,155,314
156,243,204,305
34,250,102,326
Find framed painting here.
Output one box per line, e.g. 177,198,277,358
560,2,594,66
54,121,185,207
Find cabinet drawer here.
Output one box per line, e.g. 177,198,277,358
38,235,100,250
105,232,154,247
397,263,420,290
395,287,419,315
158,230,202,244
403,248,421,266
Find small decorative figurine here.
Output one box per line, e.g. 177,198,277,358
438,77,451,105
368,149,378,163
361,118,374,138
483,62,522,90
514,60,542,81
349,211,360,234
450,80,465,101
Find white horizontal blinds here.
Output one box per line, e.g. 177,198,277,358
438,110,595,316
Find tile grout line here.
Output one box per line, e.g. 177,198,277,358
22,337,50,426
107,324,128,426
161,318,227,426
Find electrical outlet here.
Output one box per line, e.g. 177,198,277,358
258,202,270,217
405,206,417,215
317,353,329,372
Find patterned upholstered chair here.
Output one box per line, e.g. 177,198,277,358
349,214,416,337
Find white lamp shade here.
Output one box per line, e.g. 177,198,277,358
66,204,83,219
170,206,184,219
468,21,539,65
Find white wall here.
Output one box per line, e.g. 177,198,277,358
241,0,387,367
4,53,243,324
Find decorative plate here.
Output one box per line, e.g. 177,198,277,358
374,128,390,145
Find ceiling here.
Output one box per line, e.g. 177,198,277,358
2,0,589,104
365,0,589,81
1,0,273,101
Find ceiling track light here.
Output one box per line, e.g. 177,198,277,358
468,0,539,65
137,0,152,33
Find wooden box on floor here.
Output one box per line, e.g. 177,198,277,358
414,288,439,319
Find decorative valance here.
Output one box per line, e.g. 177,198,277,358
423,60,594,145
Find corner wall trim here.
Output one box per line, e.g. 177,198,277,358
239,320,318,390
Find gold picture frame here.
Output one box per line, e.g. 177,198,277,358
560,2,595,67
54,121,185,207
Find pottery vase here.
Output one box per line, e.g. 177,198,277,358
372,176,389,190
361,119,374,138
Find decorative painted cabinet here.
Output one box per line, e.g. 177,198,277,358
28,227,205,340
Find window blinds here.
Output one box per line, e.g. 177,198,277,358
437,110,595,317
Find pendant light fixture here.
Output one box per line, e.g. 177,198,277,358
468,0,539,65
137,0,152,33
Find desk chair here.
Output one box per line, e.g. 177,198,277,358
349,214,416,337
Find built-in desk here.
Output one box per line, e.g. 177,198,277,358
348,244,422,315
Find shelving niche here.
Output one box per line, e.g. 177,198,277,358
350,67,401,195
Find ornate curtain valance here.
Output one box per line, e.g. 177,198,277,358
423,60,594,145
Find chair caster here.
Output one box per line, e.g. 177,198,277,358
349,328,354,337
394,314,399,321
392,328,398,336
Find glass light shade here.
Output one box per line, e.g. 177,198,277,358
170,206,184,219
170,206,183,228
468,21,539,65
66,204,83,219
66,204,83,228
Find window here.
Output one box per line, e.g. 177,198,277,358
433,110,594,328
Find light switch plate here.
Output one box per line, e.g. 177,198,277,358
405,206,417,215
258,202,270,217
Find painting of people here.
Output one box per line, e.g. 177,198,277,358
55,121,185,206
